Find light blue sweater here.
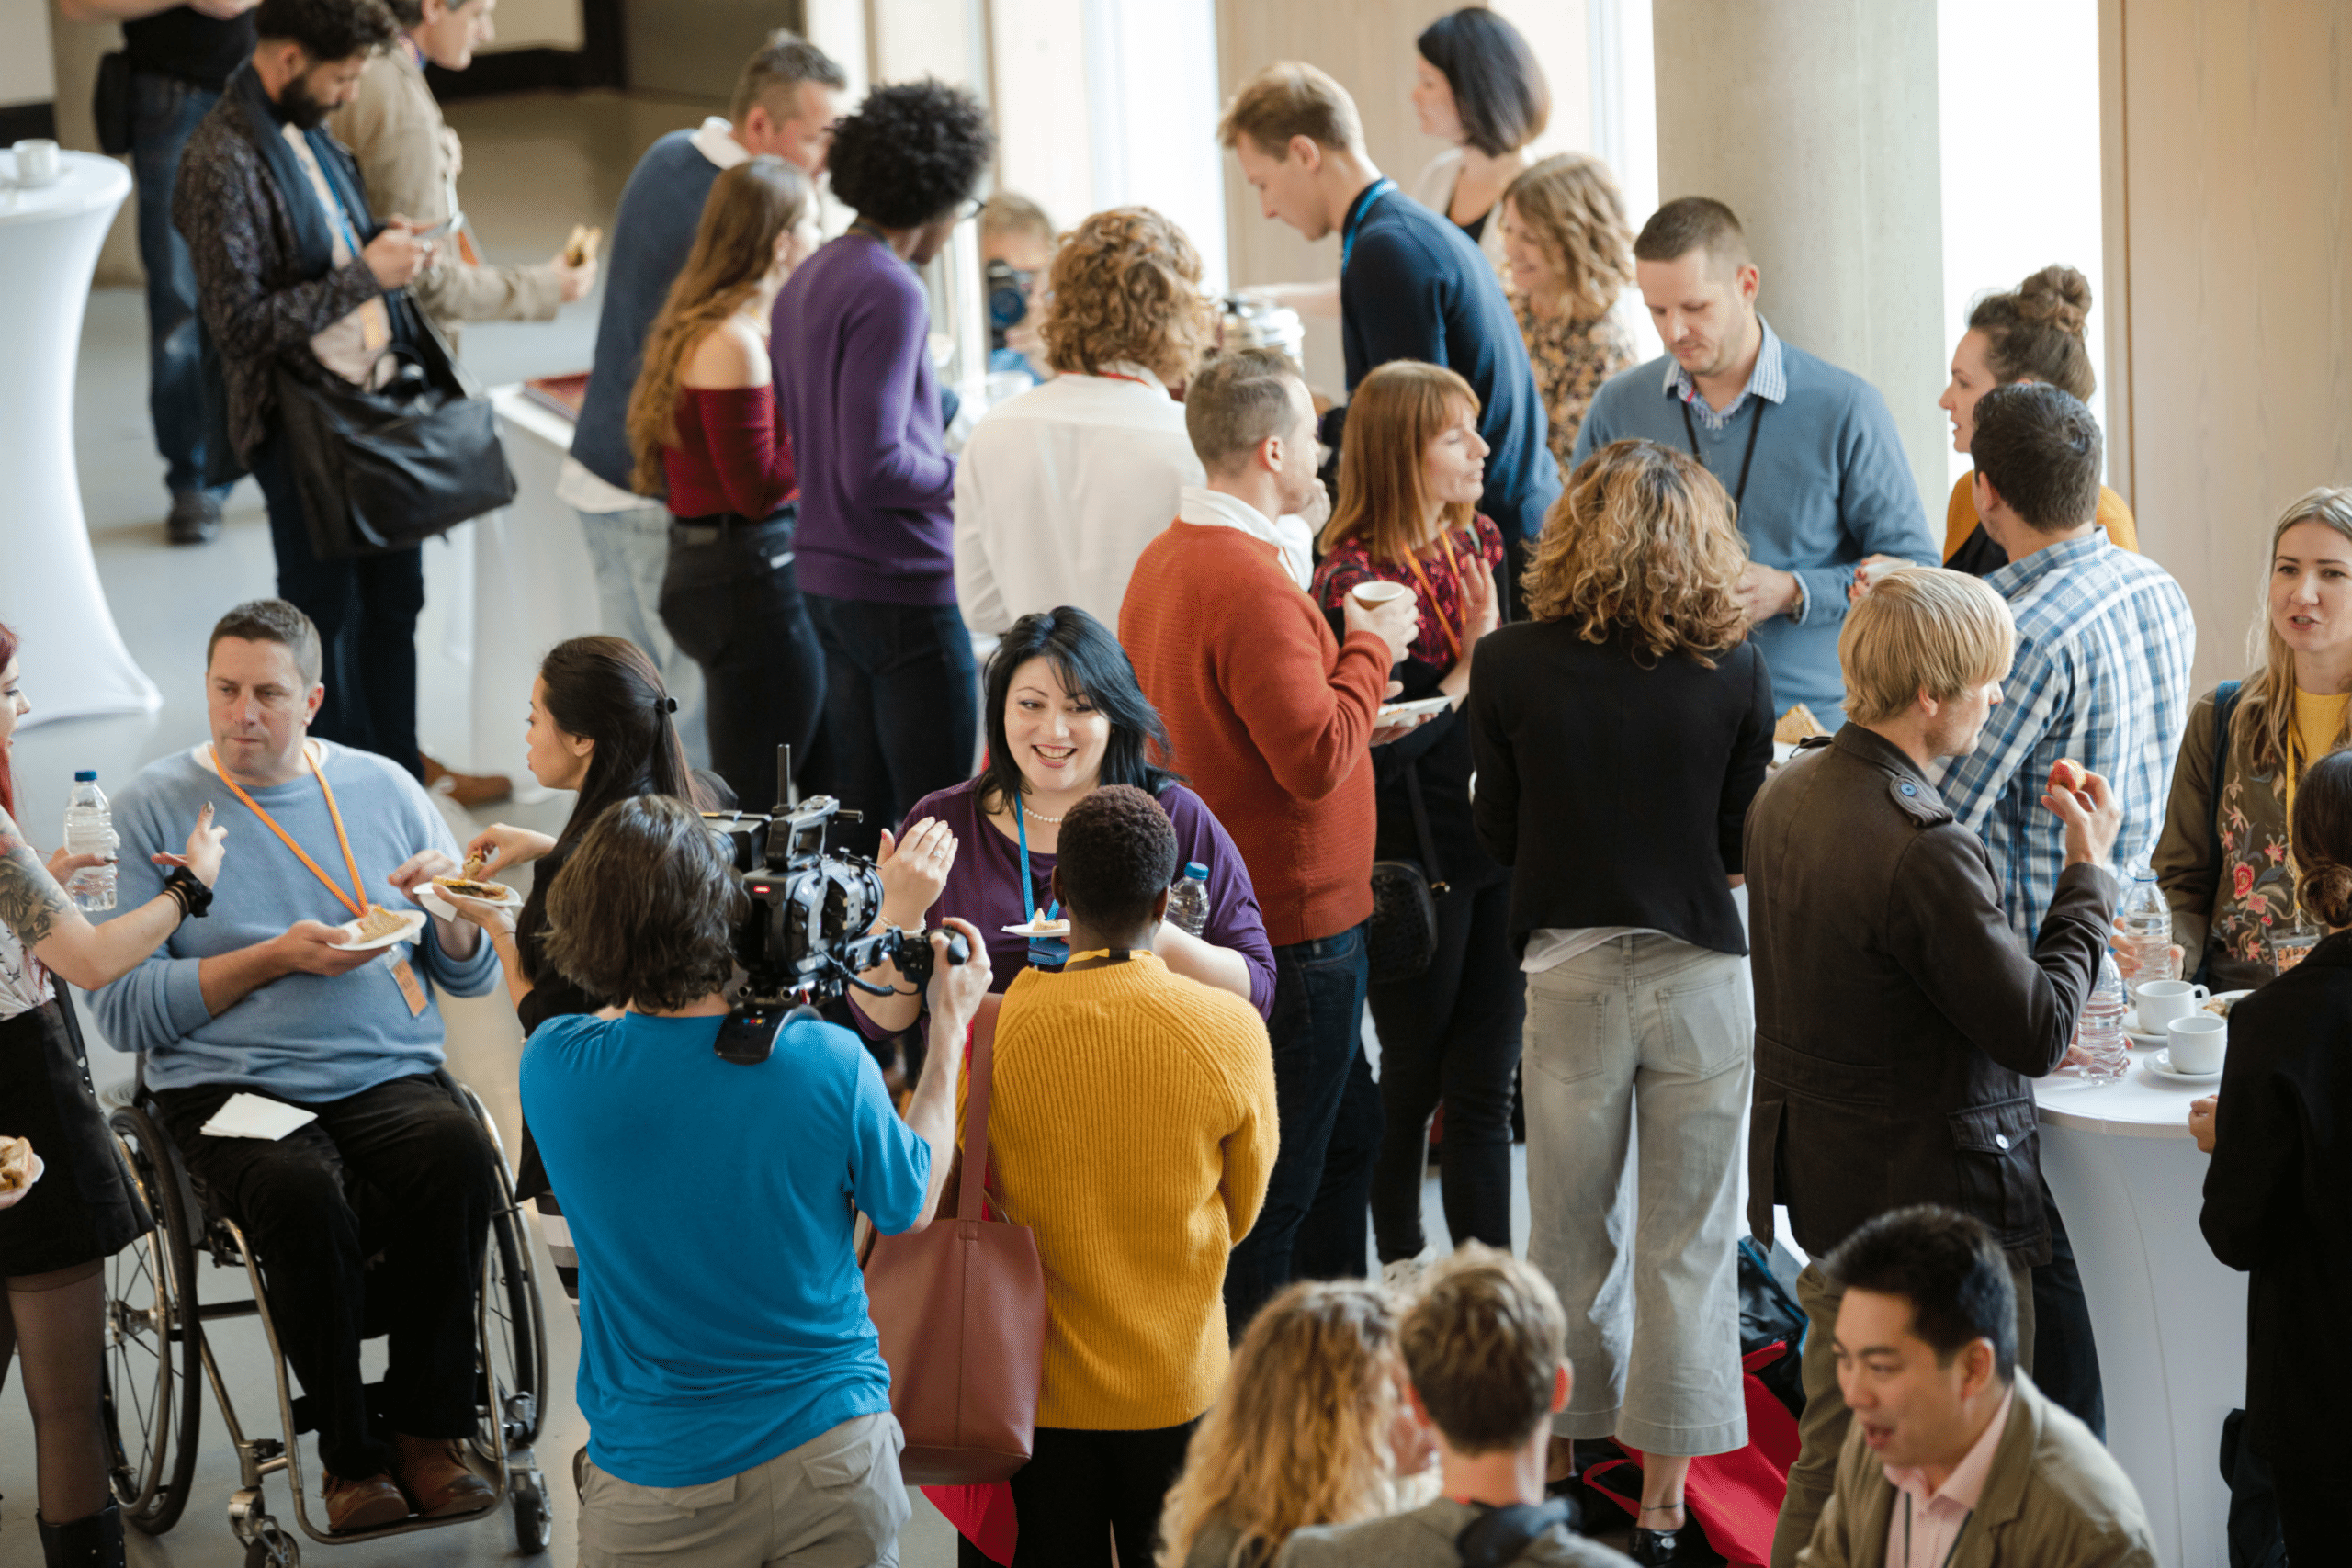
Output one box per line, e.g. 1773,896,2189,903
1571,333,1936,723
92,741,501,1100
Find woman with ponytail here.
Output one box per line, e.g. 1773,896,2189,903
2196,745,2352,1562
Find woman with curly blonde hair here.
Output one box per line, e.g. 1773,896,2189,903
1465,437,1773,1535
1158,1280,1428,1568
953,205,1229,636
1498,153,1639,474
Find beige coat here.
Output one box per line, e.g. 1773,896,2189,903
1798,1373,2156,1568
328,45,563,341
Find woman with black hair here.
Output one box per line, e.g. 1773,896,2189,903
772,78,999,855
1409,7,1552,275
846,606,1275,1042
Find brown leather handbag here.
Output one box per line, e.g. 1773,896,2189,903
863,1011,1046,1483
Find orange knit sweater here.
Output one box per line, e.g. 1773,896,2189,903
963,953,1279,1429
1120,519,1390,947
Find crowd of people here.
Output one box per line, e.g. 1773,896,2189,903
4,2,2347,1567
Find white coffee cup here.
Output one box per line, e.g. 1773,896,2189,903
12,139,59,186
1350,581,1412,610
2165,1014,2227,1076
2133,977,2210,1032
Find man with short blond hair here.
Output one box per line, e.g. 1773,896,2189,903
1218,62,1557,572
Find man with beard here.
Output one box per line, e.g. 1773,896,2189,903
175,0,437,784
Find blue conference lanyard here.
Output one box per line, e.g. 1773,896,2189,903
1014,797,1067,968
1339,176,1397,274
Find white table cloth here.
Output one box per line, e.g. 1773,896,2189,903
0,151,161,726
2035,1048,2243,1568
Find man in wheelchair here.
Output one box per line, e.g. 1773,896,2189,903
92,601,506,1533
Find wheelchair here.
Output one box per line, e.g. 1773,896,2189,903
95,1066,553,1567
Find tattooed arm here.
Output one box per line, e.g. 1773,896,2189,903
0,805,227,992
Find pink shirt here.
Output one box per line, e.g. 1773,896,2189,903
1881,1387,2013,1568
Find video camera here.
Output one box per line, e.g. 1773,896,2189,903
703,747,968,1065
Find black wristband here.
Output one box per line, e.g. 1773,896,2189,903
163,866,213,920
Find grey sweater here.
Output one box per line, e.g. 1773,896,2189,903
1277,1499,1634,1568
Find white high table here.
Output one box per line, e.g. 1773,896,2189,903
2035,1050,2243,1568
0,150,160,725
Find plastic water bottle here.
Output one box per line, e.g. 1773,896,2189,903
2120,864,2177,992
1167,862,1211,937
62,771,118,913
2069,952,2131,1083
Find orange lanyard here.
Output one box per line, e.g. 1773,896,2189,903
1398,530,1467,664
204,744,371,919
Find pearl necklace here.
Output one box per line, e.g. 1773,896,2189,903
1022,805,1068,825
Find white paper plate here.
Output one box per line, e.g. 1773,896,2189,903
334,908,427,952
0,1153,44,1211
1377,696,1451,721
1002,919,1070,939
2147,1050,2222,1083
418,879,522,921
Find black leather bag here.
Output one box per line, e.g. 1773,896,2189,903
271,291,515,559
1364,764,1446,980
93,51,134,156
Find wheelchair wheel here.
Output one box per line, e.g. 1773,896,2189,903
243,1518,300,1567
103,1104,202,1534
510,1463,553,1554
462,1085,548,1449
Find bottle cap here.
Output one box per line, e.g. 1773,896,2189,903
73,770,96,782
1186,862,1208,880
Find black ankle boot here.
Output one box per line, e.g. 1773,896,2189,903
36,1501,125,1568
1628,1519,1724,1567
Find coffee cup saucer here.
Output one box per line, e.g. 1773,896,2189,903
2147,1050,2222,1083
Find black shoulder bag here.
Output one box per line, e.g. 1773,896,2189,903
2192,680,2245,988
1455,1498,1579,1568
1365,763,1446,980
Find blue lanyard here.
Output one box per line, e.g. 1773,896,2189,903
1339,177,1397,275
1013,798,1066,967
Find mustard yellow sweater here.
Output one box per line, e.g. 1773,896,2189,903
964,953,1279,1430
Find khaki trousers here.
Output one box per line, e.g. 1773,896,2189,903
1770,1260,2033,1568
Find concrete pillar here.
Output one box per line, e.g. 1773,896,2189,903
1650,0,1948,520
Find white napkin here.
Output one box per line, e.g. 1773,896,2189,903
198,1093,319,1142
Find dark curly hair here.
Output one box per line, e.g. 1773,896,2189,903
255,0,399,58
827,78,996,231
543,795,747,1013
1054,784,1178,933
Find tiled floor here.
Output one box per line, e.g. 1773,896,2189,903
1,87,1528,1568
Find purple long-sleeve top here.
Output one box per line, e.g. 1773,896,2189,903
770,232,957,605
852,776,1278,1037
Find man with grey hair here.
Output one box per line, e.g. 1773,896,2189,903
562,28,846,768
1121,347,1423,1331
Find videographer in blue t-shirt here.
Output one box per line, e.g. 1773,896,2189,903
520,795,990,1566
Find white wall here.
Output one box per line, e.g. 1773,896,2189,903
2,0,57,107
482,0,582,52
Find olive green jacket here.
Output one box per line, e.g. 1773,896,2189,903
1796,1373,2155,1568
2154,685,2293,994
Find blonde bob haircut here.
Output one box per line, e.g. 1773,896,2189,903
1037,206,1217,385
1218,61,1363,156
1320,361,1481,566
1502,153,1636,324
1156,1280,1408,1568
1522,439,1747,666
2235,485,2352,777
1839,568,2017,727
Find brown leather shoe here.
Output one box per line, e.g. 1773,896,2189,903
421,753,514,808
322,1470,410,1532
390,1432,497,1518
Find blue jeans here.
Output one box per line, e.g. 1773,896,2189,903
1224,924,1378,1333
803,594,978,856
131,72,228,500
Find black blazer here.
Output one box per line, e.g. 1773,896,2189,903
2201,930,2352,1462
1466,620,1773,957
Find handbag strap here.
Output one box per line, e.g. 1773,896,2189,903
1404,761,1447,895
958,1015,1000,1221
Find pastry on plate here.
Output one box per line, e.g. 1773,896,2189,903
354,904,412,942
1773,704,1827,746
0,1134,31,1193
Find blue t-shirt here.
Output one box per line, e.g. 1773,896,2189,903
520,1010,930,1487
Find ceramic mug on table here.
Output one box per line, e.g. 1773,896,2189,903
2134,977,2210,1032
2166,1013,2227,1076
12,139,60,186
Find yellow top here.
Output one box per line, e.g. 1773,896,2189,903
963,953,1279,1429
2285,688,2352,823
1943,476,2140,561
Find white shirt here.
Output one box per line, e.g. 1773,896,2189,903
1409,148,1510,278
1176,485,1316,592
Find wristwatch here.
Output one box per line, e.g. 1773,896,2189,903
163,866,213,919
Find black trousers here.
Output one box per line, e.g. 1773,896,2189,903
2030,1180,2105,1439
2270,1456,2349,1565
1004,1422,1197,1568
804,592,978,856
1367,867,1524,1263
253,434,426,781
155,1074,493,1479
658,510,826,811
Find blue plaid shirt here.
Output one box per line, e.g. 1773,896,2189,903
1933,533,2195,941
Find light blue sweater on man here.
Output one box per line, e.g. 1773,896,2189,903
92,741,500,1101
1571,325,1936,723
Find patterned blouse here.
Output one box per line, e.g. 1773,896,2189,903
1310,514,1509,673
1512,294,1638,479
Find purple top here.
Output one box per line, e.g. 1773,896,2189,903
854,776,1278,1035
770,233,956,605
